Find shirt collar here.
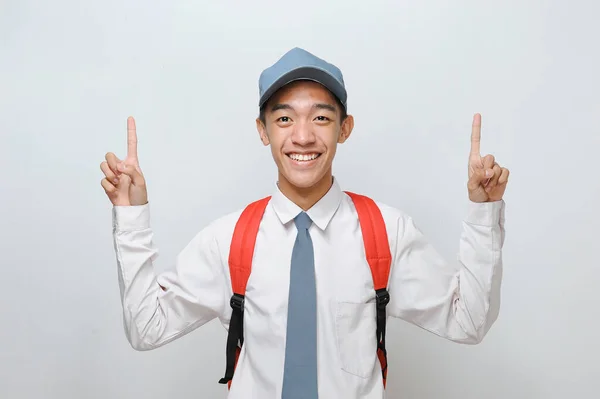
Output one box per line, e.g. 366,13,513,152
271,176,343,231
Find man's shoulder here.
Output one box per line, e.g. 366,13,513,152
339,191,413,250
201,206,245,237
198,195,273,241
341,191,411,223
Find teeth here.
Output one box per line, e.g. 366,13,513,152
289,153,319,161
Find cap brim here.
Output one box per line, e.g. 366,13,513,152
258,66,347,109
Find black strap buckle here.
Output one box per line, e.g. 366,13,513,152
375,288,390,309
230,293,245,310
374,288,389,381
219,293,245,385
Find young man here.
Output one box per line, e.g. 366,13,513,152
101,47,509,398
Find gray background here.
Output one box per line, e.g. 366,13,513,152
1,0,599,398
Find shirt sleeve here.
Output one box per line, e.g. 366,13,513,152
386,200,506,344
112,203,229,350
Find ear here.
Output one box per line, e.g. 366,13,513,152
256,118,270,146
337,114,354,144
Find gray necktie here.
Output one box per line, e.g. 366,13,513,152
282,212,318,398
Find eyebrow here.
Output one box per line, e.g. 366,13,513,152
270,103,293,112
269,103,337,113
314,103,337,113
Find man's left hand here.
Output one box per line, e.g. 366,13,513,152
467,113,510,203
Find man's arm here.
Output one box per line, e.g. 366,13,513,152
386,199,505,344
386,114,509,344
112,203,229,350
101,117,230,350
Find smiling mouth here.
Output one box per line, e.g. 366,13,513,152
286,153,322,162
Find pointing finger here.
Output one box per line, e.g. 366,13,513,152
127,116,138,160
470,113,482,156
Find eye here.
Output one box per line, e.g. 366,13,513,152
277,116,291,123
314,116,331,122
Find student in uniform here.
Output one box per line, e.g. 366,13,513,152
100,47,509,399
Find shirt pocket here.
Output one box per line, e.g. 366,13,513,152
334,301,378,379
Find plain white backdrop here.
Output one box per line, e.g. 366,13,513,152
1,0,599,398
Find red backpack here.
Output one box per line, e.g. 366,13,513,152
218,192,392,389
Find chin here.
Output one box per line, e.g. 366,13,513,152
281,169,329,190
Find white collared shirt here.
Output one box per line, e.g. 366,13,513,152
112,178,505,399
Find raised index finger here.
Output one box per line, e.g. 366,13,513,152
127,116,138,160
470,113,482,156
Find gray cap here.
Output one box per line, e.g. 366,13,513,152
258,47,347,109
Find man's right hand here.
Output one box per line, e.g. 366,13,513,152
101,116,148,206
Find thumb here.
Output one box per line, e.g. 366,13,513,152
468,167,493,191
117,162,145,186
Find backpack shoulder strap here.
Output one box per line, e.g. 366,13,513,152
344,192,392,290
228,196,272,295
219,195,271,387
344,191,392,388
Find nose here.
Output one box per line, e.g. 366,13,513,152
290,121,316,146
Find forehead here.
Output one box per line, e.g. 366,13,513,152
268,80,338,106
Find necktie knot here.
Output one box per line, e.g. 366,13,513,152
294,212,312,231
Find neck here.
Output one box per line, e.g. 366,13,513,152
277,171,333,211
